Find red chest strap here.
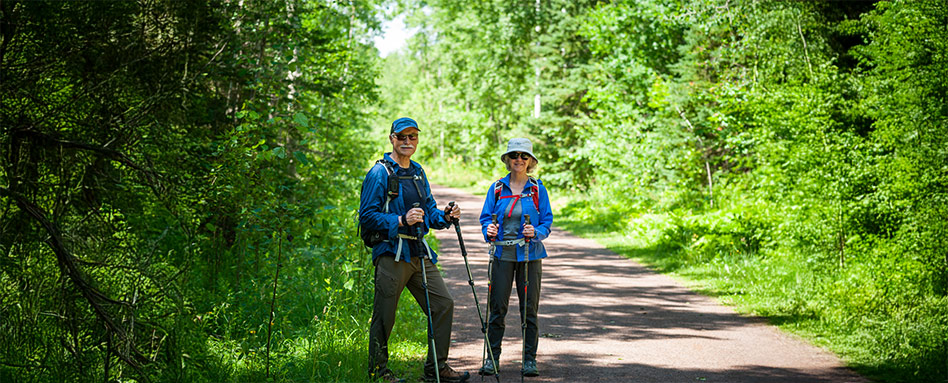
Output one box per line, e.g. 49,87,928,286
498,193,531,218
494,178,540,218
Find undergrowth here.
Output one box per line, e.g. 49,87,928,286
555,194,947,383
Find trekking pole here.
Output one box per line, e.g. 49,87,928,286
444,202,500,382
486,214,499,380
414,202,439,383
521,214,531,382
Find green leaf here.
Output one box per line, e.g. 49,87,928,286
293,151,309,165
273,146,286,159
293,112,310,128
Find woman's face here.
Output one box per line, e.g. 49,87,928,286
507,152,532,174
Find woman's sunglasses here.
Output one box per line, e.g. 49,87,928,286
507,152,532,160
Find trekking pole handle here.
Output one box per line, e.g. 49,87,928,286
445,201,457,225
489,214,498,241
412,202,423,241
524,214,531,243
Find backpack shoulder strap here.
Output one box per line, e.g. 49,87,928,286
376,159,398,213
410,166,431,206
493,179,504,200
382,160,432,209
376,159,395,175
528,177,540,210
527,177,539,188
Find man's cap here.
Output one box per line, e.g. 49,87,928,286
391,117,419,134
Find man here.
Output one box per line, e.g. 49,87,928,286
359,117,471,383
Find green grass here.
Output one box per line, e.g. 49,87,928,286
554,203,948,383
190,226,440,382
430,160,946,383
423,158,495,196
201,291,429,383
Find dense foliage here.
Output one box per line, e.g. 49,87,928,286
3,0,946,381
390,0,947,381
1,0,387,381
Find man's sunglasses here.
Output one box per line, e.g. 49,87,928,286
507,152,532,160
392,133,419,141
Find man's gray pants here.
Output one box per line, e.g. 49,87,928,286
368,255,455,376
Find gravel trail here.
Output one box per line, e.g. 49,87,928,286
430,184,867,383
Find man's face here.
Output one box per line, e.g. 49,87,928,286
390,127,419,158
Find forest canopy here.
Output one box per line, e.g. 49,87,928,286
1,0,946,382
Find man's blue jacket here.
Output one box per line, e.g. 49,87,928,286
359,153,451,263
478,173,554,261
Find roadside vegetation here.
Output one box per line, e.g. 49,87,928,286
404,1,948,382
3,0,945,382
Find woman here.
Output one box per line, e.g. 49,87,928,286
478,138,553,378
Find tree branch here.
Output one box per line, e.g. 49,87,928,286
797,16,813,78
0,186,150,374
16,130,157,177
675,106,715,208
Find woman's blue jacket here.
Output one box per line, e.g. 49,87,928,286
479,174,553,261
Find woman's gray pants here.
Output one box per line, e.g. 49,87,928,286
486,258,542,362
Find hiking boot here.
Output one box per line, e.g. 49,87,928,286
372,369,405,383
478,358,497,376
521,360,539,377
425,364,470,382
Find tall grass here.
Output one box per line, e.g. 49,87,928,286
423,158,498,196
555,196,948,383
184,207,436,382
431,162,944,382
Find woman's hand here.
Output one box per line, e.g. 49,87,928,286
523,224,535,239
486,223,498,238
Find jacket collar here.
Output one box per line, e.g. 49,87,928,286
383,152,419,171
499,173,535,193
499,173,512,189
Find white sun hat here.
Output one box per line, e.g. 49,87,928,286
501,138,536,161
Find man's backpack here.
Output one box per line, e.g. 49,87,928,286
494,177,540,218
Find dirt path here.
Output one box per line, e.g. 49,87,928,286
430,184,868,383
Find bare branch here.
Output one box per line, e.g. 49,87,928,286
16,130,160,180
676,106,715,208
0,186,150,373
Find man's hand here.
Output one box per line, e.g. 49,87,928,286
444,203,461,221
405,207,425,226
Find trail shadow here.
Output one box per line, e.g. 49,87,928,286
533,351,866,383
443,229,760,339
430,185,869,383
